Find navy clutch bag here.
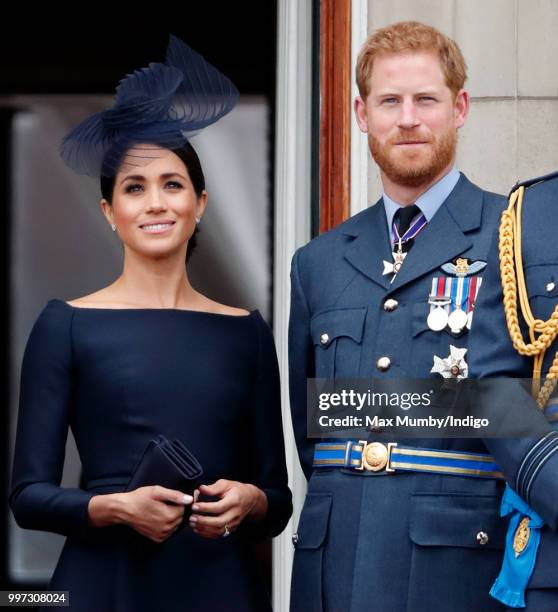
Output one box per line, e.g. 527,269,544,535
126,435,203,495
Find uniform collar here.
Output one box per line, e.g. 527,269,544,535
383,167,461,231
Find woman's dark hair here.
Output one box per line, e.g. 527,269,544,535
100,139,205,261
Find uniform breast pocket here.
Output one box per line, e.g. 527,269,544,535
525,263,558,321
407,493,506,612
310,307,367,379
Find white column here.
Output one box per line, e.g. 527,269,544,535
273,1,312,610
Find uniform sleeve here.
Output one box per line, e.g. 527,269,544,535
469,230,558,529
243,312,292,538
288,249,316,480
9,302,95,538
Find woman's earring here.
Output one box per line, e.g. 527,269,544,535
111,224,116,232
195,217,201,225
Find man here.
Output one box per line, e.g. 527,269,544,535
289,21,538,611
468,171,558,611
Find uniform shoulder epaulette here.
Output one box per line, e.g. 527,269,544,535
509,170,558,195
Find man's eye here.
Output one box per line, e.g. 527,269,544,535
125,183,143,193
381,98,398,104
419,96,436,102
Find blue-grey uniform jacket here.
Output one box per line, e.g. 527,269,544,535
288,173,555,612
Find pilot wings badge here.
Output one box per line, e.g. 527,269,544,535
441,258,487,277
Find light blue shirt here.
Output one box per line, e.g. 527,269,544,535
383,167,461,235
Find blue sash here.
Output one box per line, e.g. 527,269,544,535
490,484,544,608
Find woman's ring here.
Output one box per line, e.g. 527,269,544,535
223,525,231,538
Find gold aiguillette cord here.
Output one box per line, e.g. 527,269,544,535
499,185,558,408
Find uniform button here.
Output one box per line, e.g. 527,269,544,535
476,531,489,546
546,282,555,292
292,533,299,547
383,299,399,312
376,357,391,372
320,333,330,345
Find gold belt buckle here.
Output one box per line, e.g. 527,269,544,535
356,441,397,472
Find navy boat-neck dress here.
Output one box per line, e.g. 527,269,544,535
10,299,292,612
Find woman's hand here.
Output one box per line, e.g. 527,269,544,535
189,479,268,539
88,485,193,543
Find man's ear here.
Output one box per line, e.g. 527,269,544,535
454,89,470,130
354,96,369,133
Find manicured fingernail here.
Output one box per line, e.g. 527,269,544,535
192,504,199,512
189,516,197,524
183,494,193,504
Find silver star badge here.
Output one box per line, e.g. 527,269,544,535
431,345,468,379
383,251,407,282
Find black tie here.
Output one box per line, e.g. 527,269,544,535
394,204,420,253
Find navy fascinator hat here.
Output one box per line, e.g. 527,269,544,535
60,35,239,177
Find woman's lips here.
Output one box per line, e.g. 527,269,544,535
139,221,176,234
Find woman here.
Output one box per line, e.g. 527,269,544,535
9,36,292,612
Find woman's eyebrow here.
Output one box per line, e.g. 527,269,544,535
119,172,186,186
160,173,187,180
119,174,145,186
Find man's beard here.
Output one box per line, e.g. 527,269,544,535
369,128,456,188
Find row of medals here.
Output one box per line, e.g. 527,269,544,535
427,297,471,334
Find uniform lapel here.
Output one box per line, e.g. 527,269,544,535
341,175,485,293
388,174,484,293
343,200,393,290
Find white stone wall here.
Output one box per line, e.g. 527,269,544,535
365,0,558,201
